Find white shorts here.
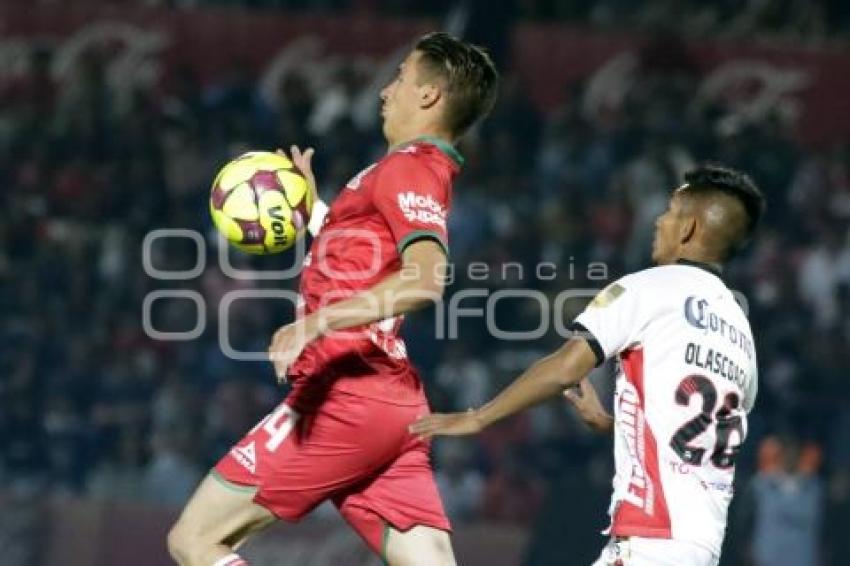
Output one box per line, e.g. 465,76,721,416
591,537,719,566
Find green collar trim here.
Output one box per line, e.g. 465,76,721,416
399,136,464,168
381,521,391,565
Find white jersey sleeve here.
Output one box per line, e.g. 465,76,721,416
574,274,656,361
742,359,758,413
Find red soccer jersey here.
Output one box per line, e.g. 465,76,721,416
286,137,463,412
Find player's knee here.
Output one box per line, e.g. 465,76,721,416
166,520,186,563
419,528,455,566
385,527,455,566
431,537,456,566
387,545,455,566
167,519,199,565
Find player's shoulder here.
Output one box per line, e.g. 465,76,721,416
625,263,722,289
373,146,432,178
612,266,673,293
585,270,653,311
606,265,706,306
373,145,451,201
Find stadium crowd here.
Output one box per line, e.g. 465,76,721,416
1,5,849,565
27,0,850,38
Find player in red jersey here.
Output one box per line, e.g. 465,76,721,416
167,32,499,566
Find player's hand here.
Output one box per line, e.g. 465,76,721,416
564,379,614,433
277,146,318,204
409,409,483,439
268,316,322,384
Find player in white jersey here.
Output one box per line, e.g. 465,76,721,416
411,165,766,566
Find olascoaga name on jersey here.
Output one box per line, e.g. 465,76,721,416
682,295,754,391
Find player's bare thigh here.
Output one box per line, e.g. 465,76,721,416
167,473,276,566
384,525,456,566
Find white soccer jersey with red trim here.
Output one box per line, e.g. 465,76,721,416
575,263,758,556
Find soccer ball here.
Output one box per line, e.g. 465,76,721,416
210,151,313,254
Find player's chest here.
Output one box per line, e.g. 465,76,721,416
325,188,375,227
326,165,381,224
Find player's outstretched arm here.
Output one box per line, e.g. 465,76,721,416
410,338,599,438
268,239,446,379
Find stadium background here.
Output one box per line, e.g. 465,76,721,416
2,1,849,564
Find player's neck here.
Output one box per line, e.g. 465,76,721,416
387,130,454,153
671,241,724,271
674,256,724,276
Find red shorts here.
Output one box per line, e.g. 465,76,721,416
214,389,450,554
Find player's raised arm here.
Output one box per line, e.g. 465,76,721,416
409,336,599,438
268,238,447,379
308,237,448,331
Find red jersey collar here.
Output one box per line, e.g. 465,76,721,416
393,135,465,168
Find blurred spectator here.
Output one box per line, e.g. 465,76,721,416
742,437,824,566
481,447,544,524
435,342,491,412
618,136,692,268
434,438,485,523
143,426,203,506
797,226,850,329
308,64,363,137
87,428,147,502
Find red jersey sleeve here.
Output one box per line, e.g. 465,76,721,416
371,152,450,256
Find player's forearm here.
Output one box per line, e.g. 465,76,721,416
308,270,443,335
473,343,577,428
475,339,597,429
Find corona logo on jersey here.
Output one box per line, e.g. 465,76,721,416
396,191,447,229
683,296,755,360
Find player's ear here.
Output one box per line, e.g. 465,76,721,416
679,214,697,244
418,82,442,109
